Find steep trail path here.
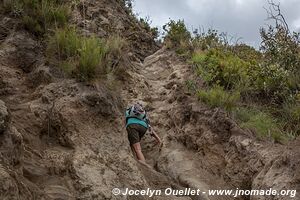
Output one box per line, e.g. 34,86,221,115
122,48,233,200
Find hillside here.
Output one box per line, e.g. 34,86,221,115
0,0,299,200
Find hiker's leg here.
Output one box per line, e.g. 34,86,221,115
131,142,145,162
130,145,136,157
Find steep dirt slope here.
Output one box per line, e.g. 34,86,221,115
0,26,299,200
0,0,299,199
0,26,195,200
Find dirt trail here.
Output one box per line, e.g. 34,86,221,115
122,48,233,200
122,48,300,200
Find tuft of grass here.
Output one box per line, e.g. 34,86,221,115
47,27,110,81
105,35,127,57
47,27,82,59
280,99,300,136
234,107,286,143
104,35,127,73
185,80,197,93
197,85,240,111
3,0,70,36
1,0,23,16
77,37,107,81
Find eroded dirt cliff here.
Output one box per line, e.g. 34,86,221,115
0,0,299,200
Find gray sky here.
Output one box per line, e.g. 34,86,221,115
133,0,300,47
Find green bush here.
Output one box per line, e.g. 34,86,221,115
163,19,191,54
260,25,300,73
260,22,300,96
197,85,240,111
231,44,262,63
247,63,290,103
193,49,250,90
192,29,223,51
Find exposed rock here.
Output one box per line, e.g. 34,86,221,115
5,32,41,73
83,89,122,117
0,164,19,200
44,184,75,200
0,17,16,42
28,65,52,87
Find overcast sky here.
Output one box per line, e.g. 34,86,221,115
133,0,300,47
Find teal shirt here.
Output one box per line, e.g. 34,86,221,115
125,110,148,129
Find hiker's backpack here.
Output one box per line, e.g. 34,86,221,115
126,103,149,124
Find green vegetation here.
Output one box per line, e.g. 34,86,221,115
234,107,285,142
2,0,70,36
47,27,81,59
164,10,300,141
193,49,250,90
163,19,191,55
1,0,129,81
198,86,240,111
77,37,107,80
47,27,127,81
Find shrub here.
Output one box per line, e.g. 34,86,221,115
231,44,262,63
49,30,107,81
197,85,240,111
260,25,300,73
247,63,290,103
163,19,191,54
193,49,250,90
260,5,300,95
192,29,223,51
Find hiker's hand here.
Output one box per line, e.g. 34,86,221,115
158,141,163,151
155,138,162,146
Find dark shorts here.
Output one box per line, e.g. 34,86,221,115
126,124,147,145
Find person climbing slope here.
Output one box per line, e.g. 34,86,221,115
125,102,162,163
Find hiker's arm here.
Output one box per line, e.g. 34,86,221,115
150,128,162,144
